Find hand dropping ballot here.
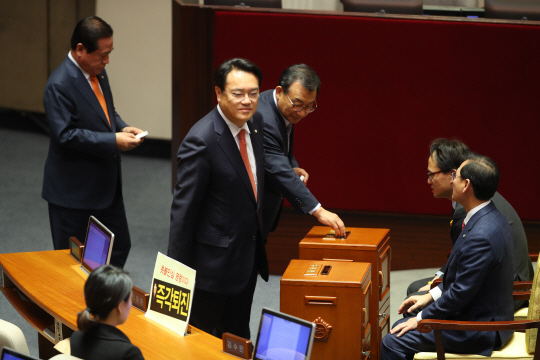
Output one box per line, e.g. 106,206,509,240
145,252,196,336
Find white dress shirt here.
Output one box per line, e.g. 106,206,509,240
217,105,257,191
68,51,102,92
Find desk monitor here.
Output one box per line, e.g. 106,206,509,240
81,216,114,273
253,308,316,360
1,348,40,360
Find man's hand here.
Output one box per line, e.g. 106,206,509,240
116,131,142,151
398,293,434,315
122,126,145,136
313,207,346,237
418,275,440,292
390,317,418,337
293,167,309,185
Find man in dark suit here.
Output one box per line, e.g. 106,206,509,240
42,16,144,268
168,58,268,339
258,64,345,237
381,154,515,359
405,139,533,311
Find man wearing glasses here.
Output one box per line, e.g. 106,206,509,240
382,154,515,359
403,138,532,314
168,58,268,339
257,64,346,238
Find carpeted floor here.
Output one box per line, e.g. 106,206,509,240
0,127,440,357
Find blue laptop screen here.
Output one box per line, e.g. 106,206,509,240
4,354,23,360
254,312,312,360
83,221,111,270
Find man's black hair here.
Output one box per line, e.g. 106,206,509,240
214,58,263,91
70,16,113,53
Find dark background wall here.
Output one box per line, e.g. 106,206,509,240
0,0,95,112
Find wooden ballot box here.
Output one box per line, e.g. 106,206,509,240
298,227,391,360
281,259,372,360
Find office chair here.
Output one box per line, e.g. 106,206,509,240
0,319,29,355
204,0,282,8
415,259,540,359
342,0,423,15
485,0,540,20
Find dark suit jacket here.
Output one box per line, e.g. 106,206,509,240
70,324,144,360
258,90,319,234
42,55,127,210
444,192,533,309
168,107,268,295
422,202,514,356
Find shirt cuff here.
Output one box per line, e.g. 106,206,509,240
308,203,321,215
417,311,422,322
429,286,442,301
435,271,444,277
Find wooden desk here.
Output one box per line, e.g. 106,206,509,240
0,250,232,359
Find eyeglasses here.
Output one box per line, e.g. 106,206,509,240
285,92,317,113
427,170,443,181
224,90,259,102
451,171,459,181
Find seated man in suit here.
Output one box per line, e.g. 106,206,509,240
405,138,533,313
257,64,345,237
381,153,515,359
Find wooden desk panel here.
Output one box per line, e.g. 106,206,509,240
0,250,230,360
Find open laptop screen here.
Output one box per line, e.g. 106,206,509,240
1,347,40,360
81,216,114,273
253,308,315,360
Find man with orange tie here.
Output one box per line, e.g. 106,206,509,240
42,16,144,268
168,58,268,339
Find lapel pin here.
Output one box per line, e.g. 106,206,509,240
254,129,258,134
463,234,467,238
101,75,104,79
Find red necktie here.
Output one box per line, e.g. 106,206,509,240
462,221,466,230
238,129,257,201
90,75,111,127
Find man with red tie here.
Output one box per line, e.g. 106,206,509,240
42,16,144,268
404,139,532,312
168,58,268,339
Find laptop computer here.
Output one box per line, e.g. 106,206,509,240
0,347,40,360
80,215,115,274
252,308,316,360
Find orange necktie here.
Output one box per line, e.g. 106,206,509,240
90,75,111,127
238,129,257,201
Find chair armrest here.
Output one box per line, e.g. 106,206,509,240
514,281,533,290
530,253,538,262
417,319,540,360
418,318,540,332
430,279,442,289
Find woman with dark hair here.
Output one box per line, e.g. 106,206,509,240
70,265,144,360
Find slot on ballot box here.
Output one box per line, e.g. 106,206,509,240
298,226,391,360
280,260,372,360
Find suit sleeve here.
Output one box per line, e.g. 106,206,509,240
114,111,128,131
44,81,117,157
422,235,494,319
167,134,211,266
263,122,318,214
124,346,145,360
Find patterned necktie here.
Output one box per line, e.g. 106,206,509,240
286,123,292,155
90,75,111,127
238,129,257,200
